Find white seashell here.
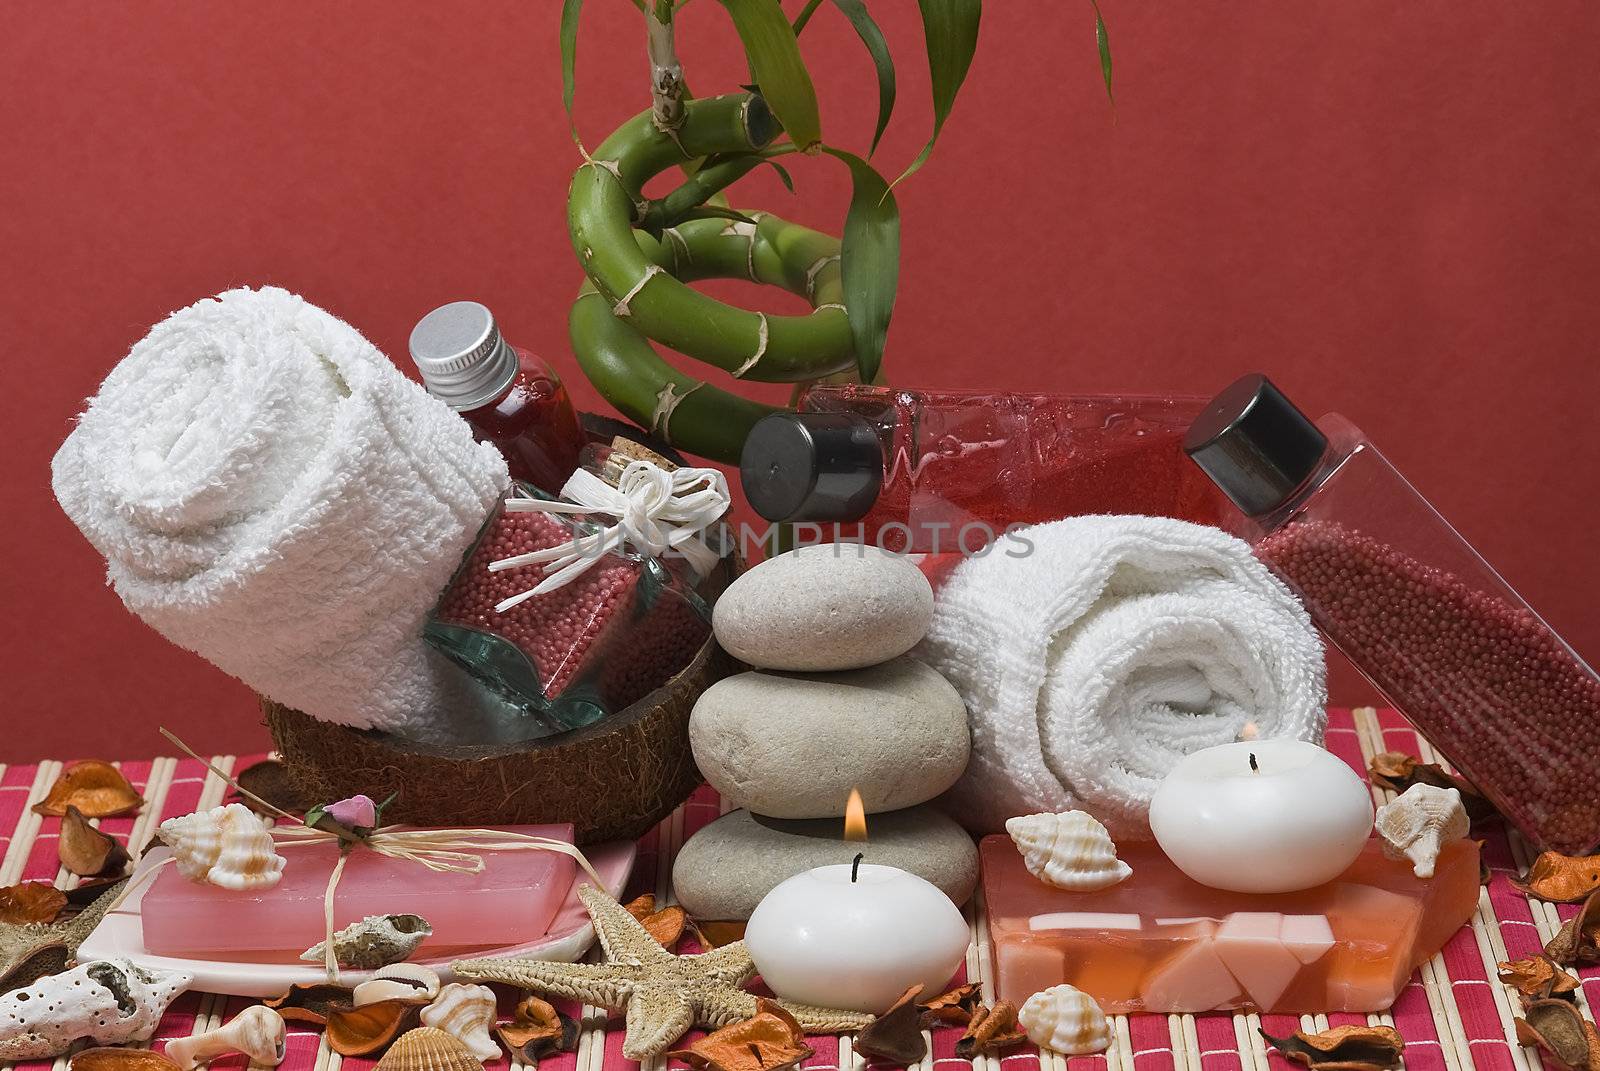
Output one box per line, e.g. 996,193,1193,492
354,963,443,1006
164,1005,286,1069
1018,984,1111,1056
375,1027,485,1071
1376,783,1469,879
1006,811,1132,891
420,983,500,1063
0,958,192,1060
300,914,433,970
159,803,285,891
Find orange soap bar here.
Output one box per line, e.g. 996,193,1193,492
981,836,1479,1014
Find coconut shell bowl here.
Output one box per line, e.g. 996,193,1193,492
266,558,740,845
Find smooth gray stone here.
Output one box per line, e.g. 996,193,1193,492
712,545,934,672
671,805,980,921
690,657,970,819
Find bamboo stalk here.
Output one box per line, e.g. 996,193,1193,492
569,94,854,384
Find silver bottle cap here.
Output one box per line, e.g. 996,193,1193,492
408,301,519,411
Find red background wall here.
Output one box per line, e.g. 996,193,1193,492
3,3,1597,762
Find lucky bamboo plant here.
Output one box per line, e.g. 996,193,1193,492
562,0,1111,462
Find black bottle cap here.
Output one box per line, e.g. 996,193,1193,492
740,412,884,522
1183,373,1330,517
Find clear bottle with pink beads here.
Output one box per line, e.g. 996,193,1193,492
426,438,727,736
1185,374,1600,855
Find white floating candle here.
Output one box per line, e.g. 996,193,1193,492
745,858,969,1014
1148,739,1373,893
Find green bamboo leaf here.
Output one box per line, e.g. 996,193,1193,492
791,0,825,32
1091,0,1113,104
894,0,981,186
764,159,795,191
719,0,822,150
560,0,587,152
830,0,896,156
824,147,899,382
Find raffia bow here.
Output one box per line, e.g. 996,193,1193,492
490,459,730,612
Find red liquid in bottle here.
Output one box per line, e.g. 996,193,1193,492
410,301,585,494
460,346,584,493
744,386,1226,554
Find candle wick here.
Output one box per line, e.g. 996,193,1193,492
1249,752,1259,772
851,852,864,883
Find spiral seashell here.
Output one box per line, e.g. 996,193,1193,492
1018,984,1111,1055
1376,783,1469,879
159,803,285,890
374,1028,485,1071
301,914,432,970
354,963,443,1007
164,1005,286,1069
420,984,499,1063
1005,810,1132,891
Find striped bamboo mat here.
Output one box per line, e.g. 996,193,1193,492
0,707,1588,1071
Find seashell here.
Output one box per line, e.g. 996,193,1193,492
0,958,192,1060
70,1046,183,1071
1018,984,1111,1056
420,983,500,1063
354,963,443,1006
164,1005,286,1069
301,914,432,970
1376,783,1469,879
1005,811,1132,891
375,1027,485,1071
159,803,285,891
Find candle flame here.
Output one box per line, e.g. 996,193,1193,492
844,788,868,842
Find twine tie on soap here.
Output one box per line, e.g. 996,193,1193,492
156,730,604,982
489,459,730,611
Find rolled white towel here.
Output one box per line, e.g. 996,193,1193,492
52,286,511,741
919,515,1327,840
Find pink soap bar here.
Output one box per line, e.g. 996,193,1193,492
142,824,575,957
982,836,1480,1014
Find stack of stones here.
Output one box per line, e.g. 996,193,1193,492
672,545,979,921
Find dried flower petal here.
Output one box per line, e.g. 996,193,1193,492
265,982,360,1024
623,894,687,950
70,1047,182,1071
59,806,130,878
33,761,144,819
325,998,426,1056
1544,889,1600,967
669,998,813,1071
1367,753,1494,822
232,759,310,816
0,882,67,925
856,985,926,1066
690,920,746,950
496,994,579,1062
1499,956,1581,1003
1513,852,1600,903
1516,999,1600,1070
920,982,982,1026
1260,1025,1405,1070
955,1002,1028,1059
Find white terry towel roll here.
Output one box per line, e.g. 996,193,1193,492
919,515,1327,840
52,286,511,741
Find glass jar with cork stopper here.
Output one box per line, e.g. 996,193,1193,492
427,436,730,736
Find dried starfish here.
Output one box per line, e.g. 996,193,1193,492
0,878,126,993
454,885,872,1059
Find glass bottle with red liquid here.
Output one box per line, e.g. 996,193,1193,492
409,301,584,493
741,385,1225,553
1185,374,1600,854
